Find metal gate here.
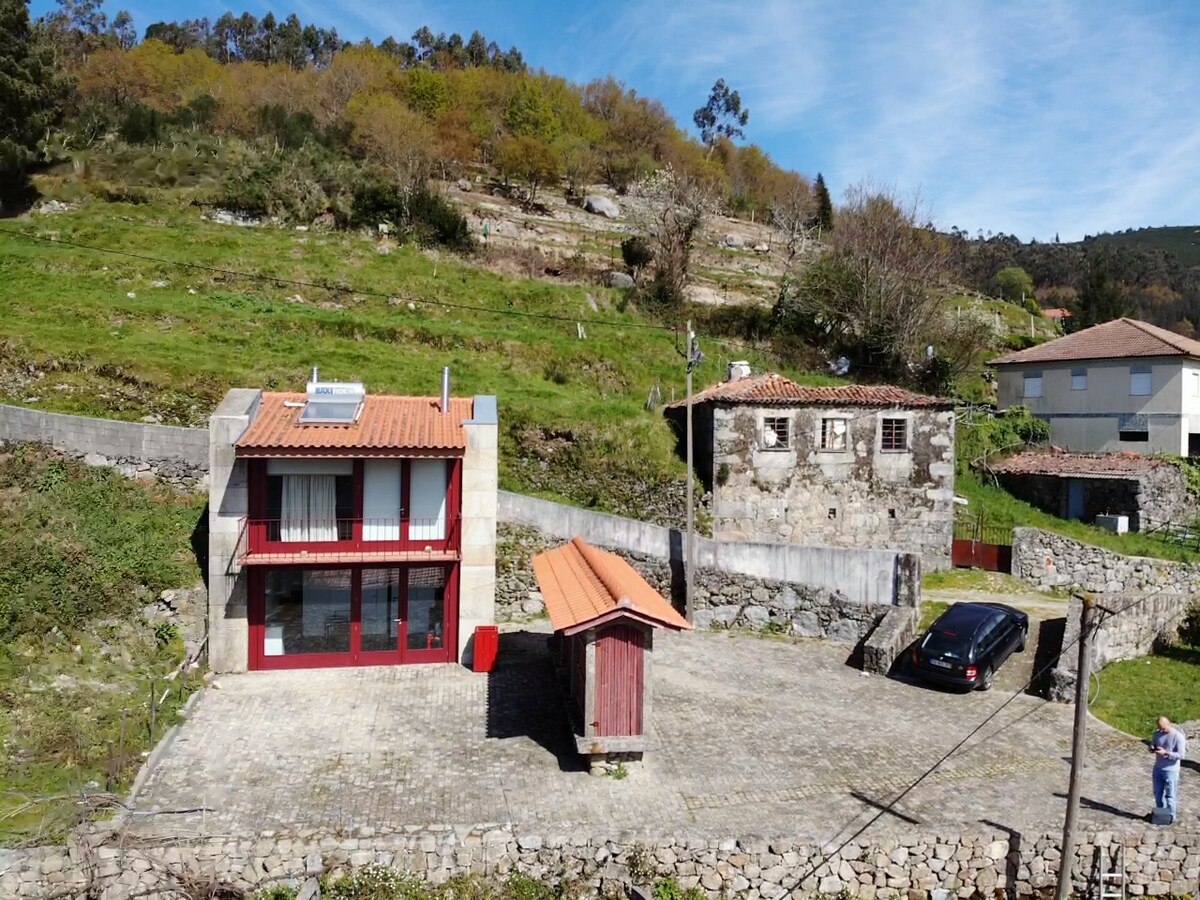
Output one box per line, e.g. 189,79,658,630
952,517,1013,573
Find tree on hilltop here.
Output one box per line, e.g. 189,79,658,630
693,78,748,155
809,172,834,232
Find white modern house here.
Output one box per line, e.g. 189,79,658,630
992,318,1200,456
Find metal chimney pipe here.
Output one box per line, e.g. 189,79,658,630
310,366,319,384
441,366,450,414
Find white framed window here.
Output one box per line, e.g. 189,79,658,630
1191,371,1199,398
1071,368,1087,391
820,417,848,451
1130,365,1152,396
880,417,908,452
761,417,790,450
1023,373,1043,399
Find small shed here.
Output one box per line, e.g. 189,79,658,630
532,537,691,761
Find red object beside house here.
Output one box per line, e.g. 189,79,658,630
472,625,499,673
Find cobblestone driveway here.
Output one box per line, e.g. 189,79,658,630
132,628,1173,843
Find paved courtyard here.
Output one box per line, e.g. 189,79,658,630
131,627,1178,843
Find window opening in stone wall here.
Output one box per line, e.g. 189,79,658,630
827,508,837,519
820,417,847,451
881,418,908,452
762,417,790,449
1071,368,1087,391
1119,430,1149,443
1023,374,1043,399
888,508,897,519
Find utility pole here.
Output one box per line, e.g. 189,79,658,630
686,321,700,624
1056,595,1095,900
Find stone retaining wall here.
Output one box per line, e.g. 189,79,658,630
1012,527,1200,595
0,404,209,489
498,523,887,645
3,825,1197,899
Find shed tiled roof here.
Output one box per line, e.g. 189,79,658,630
991,318,1200,365
665,373,952,409
532,537,692,634
989,451,1165,479
236,392,471,456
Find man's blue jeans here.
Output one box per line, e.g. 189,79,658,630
1153,765,1179,821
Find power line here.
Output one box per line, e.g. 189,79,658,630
0,227,681,334
796,583,1182,883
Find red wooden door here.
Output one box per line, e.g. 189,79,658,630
594,624,644,737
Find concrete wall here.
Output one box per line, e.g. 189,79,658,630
458,396,499,666
5,823,1198,899
498,491,917,608
996,359,1192,455
0,403,209,485
207,390,260,673
705,404,955,566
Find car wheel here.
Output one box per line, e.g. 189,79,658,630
1017,627,1027,653
978,665,994,691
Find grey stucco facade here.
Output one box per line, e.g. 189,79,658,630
686,401,956,567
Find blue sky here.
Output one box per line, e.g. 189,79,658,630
34,0,1200,241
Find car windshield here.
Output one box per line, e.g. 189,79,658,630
921,630,969,659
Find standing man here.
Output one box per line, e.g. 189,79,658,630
1150,716,1187,823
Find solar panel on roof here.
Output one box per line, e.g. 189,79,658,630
299,381,365,425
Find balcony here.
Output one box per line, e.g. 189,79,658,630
237,515,461,567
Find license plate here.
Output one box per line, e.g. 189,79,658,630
929,659,952,669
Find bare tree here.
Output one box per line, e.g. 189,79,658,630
628,165,716,309
770,176,819,300
774,182,985,385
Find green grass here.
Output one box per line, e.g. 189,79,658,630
0,196,819,521
918,599,950,631
0,447,203,844
959,471,1200,562
921,567,1049,595
1090,644,1200,737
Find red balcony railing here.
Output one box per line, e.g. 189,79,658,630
241,515,461,563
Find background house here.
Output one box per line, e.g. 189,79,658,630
208,373,498,673
992,318,1200,456
666,372,956,567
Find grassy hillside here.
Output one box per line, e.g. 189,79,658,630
0,197,834,522
0,447,203,844
1082,225,1200,270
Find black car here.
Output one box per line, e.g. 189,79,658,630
910,602,1029,691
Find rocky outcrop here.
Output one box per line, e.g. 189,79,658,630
584,195,621,218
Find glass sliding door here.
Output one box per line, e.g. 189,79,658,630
263,569,352,659
404,566,447,659
360,568,401,658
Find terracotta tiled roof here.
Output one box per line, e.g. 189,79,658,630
236,392,471,456
991,318,1200,365
989,450,1165,478
532,537,692,634
1041,307,1073,320
665,373,952,409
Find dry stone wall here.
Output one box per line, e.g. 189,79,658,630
497,523,886,645
1012,528,1200,595
4,825,1198,899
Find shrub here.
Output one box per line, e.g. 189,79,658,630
620,235,653,274
1179,602,1200,648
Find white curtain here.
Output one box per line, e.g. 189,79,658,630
281,474,338,541
409,459,447,541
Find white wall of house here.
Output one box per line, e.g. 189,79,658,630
997,357,1196,455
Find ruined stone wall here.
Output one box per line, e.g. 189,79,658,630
496,523,886,644
4,824,1198,899
709,404,955,567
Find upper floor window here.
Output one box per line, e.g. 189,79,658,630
266,460,354,542
762,417,790,450
1191,371,1199,398
880,418,908,452
820,417,848,451
1023,372,1043,399
1130,364,1152,396
1071,368,1087,391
